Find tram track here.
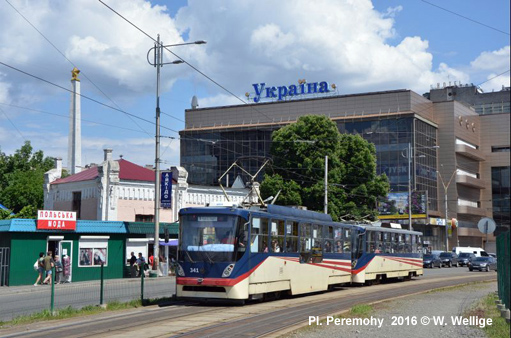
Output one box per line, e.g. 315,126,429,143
0,273,496,338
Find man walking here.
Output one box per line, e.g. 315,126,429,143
129,252,137,278
42,251,55,285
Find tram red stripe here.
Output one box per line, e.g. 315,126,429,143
311,263,351,273
177,260,265,287
322,260,351,266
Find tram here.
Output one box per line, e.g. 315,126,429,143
351,225,423,285
175,204,422,301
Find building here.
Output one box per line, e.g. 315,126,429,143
0,218,178,286
180,83,510,251
43,149,250,223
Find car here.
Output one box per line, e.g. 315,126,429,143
439,252,459,267
423,254,442,268
468,256,497,272
488,253,497,258
458,252,476,266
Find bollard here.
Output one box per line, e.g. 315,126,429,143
501,308,510,320
141,268,145,305
50,265,55,315
100,263,104,305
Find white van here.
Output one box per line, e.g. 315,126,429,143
452,247,488,257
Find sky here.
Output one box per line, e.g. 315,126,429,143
0,0,509,170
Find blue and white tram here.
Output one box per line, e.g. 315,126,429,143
351,225,423,285
176,204,355,300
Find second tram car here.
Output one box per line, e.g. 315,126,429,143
176,204,423,301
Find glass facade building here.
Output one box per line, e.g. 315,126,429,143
181,117,438,211
492,166,510,235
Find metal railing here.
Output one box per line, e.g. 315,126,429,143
0,264,175,322
497,231,510,310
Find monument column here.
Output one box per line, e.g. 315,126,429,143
68,67,81,175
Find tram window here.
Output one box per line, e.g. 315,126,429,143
366,231,375,253
300,223,311,252
285,221,299,253
325,226,334,239
238,221,248,252
417,236,423,253
270,220,285,253
259,218,269,252
391,233,398,253
383,232,391,253
311,224,322,249
343,228,351,253
375,231,382,253
334,228,343,253
411,235,417,253
405,234,411,253
250,218,260,253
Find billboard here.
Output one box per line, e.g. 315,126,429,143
378,191,427,220
37,210,76,230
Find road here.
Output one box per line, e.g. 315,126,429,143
0,267,497,337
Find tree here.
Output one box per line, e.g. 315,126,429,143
0,141,54,218
260,115,389,221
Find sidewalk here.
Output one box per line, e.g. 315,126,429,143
0,275,176,296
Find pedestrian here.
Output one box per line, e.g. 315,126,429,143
33,252,45,286
129,252,137,278
42,251,55,285
54,255,63,284
136,252,146,277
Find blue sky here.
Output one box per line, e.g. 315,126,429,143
0,0,509,170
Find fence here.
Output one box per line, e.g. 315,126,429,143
496,231,510,310
0,265,175,322
0,247,9,286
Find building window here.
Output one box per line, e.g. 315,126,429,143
135,214,154,222
492,166,511,233
79,236,109,267
72,191,81,219
492,146,510,153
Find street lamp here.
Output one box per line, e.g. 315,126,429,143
437,168,457,251
147,35,206,272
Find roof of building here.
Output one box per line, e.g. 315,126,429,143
118,159,155,182
0,219,126,233
0,219,178,234
51,159,160,185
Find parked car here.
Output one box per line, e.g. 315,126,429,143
423,254,442,268
488,253,497,258
458,252,476,266
468,257,497,272
439,252,459,267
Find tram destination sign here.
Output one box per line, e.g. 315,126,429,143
37,210,76,230
250,80,331,103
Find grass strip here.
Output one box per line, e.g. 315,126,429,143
465,292,510,338
0,298,173,328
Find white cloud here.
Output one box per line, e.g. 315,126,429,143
471,46,510,71
175,0,468,95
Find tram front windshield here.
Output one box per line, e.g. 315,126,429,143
179,214,245,263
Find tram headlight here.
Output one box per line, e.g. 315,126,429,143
176,263,185,277
351,260,357,268
222,264,235,277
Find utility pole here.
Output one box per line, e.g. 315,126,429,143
147,37,206,271
324,156,328,214
407,143,413,231
438,169,457,251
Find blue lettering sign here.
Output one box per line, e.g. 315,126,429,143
250,80,331,102
160,171,172,208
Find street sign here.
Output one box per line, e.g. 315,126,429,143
477,217,496,234
160,171,172,208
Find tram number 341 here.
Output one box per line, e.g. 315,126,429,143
190,268,199,273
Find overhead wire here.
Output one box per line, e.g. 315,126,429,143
4,0,152,137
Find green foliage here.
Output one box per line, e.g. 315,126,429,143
260,115,389,221
0,141,55,217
